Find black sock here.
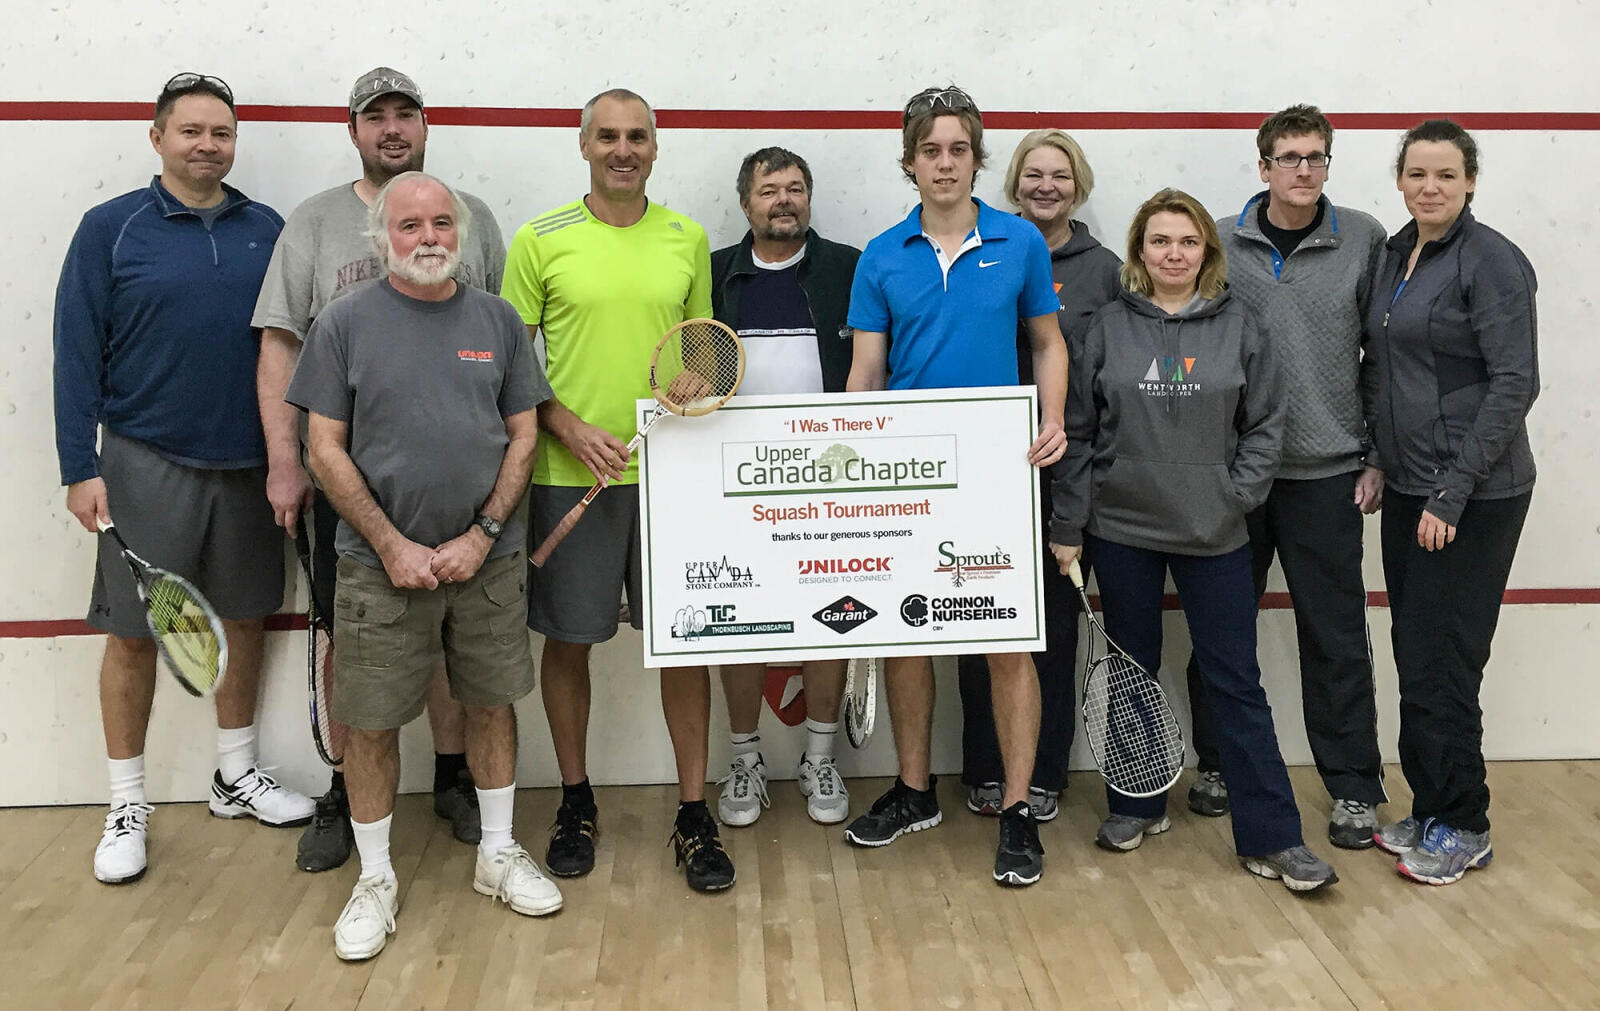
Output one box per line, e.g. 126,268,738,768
562,778,595,808
329,769,346,795
676,799,709,822
434,752,468,793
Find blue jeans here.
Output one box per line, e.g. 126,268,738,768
1089,536,1303,856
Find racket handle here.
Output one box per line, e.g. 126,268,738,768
530,496,593,568
1068,558,1085,589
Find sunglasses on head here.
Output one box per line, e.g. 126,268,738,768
162,72,234,105
903,87,976,124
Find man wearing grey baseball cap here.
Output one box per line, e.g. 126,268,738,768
252,66,508,874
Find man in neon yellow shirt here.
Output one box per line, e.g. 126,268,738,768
501,88,731,893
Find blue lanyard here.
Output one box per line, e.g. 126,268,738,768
1388,278,1408,310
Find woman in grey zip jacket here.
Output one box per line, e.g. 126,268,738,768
1053,188,1340,892
1364,121,1538,886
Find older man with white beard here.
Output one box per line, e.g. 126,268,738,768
286,171,558,962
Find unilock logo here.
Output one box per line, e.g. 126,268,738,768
721,436,958,497
797,556,892,585
671,603,794,641
935,540,1013,587
812,595,878,635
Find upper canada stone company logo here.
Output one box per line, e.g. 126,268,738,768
812,595,878,635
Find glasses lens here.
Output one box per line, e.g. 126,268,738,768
903,88,974,123
163,72,233,103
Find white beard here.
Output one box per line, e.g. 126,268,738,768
391,243,459,286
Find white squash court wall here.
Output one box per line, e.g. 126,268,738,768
1,0,1596,805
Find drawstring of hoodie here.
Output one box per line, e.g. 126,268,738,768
1161,317,1185,415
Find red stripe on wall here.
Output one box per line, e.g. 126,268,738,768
3,589,1596,639
4,103,1599,131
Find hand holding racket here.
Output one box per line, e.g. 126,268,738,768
98,517,228,697
844,657,879,748
531,318,745,568
1068,559,1185,798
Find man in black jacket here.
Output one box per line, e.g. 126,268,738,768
708,147,862,830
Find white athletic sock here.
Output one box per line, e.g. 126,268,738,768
476,783,516,857
216,724,258,785
804,718,839,762
351,814,395,881
108,755,147,806
730,731,761,760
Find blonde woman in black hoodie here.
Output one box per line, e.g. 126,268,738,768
1053,189,1339,892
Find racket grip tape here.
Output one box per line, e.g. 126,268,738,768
530,499,590,568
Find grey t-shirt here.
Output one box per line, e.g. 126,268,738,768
252,181,506,339
285,280,551,567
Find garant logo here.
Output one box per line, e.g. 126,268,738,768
812,595,878,635
900,594,930,627
797,557,891,575
457,349,495,362
934,540,1013,587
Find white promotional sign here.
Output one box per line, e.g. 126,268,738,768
639,387,1046,667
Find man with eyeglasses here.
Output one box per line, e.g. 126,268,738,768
55,72,315,886
253,67,508,874
1184,104,1389,850
842,85,1070,886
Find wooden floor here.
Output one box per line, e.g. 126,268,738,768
2,763,1597,1010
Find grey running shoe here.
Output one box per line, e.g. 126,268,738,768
1328,798,1379,850
1374,816,1423,855
433,771,482,844
716,752,769,828
1242,845,1340,892
1027,786,1060,823
966,782,1003,816
1094,813,1171,852
297,784,354,873
1187,770,1229,817
1396,821,1492,885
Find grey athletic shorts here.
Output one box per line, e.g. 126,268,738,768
88,430,284,639
331,551,535,730
526,484,643,643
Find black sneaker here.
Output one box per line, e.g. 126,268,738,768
433,770,481,844
1186,770,1229,818
994,801,1044,886
296,785,354,873
546,796,599,877
843,777,942,847
671,805,736,892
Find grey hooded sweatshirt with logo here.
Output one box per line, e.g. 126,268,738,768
1052,287,1284,555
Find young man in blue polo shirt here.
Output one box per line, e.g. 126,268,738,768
54,74,314,886
841,86,1071,886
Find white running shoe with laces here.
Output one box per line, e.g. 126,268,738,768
474,844,564,916
334,874,399,961
209,768,316,826
716,752,769,827
94,800,154,884
797,754,850,824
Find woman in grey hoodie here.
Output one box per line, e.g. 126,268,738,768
1366,121,1538,886
1053,188,1340,892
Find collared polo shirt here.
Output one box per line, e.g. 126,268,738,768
847,198,1056,390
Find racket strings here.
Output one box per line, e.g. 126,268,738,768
146,575,224,691
653,320,744,416
1082,655,1185,796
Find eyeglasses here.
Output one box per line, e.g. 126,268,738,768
903,87,976,124
1268,152,1331,170
162,72,234,105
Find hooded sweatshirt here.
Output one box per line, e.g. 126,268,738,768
1053,287,1284,555
1017,220,1123,402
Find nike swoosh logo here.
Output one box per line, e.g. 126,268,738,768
979,259,1000,268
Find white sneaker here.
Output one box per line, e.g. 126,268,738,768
797,754,850,824
334,874,399,961
474,844,563,916
716,752,769,827
209,768,316,827
94,801,153,884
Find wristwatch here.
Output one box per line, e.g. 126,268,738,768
473,513,504,541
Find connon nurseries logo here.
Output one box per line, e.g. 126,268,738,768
812,595,878,635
